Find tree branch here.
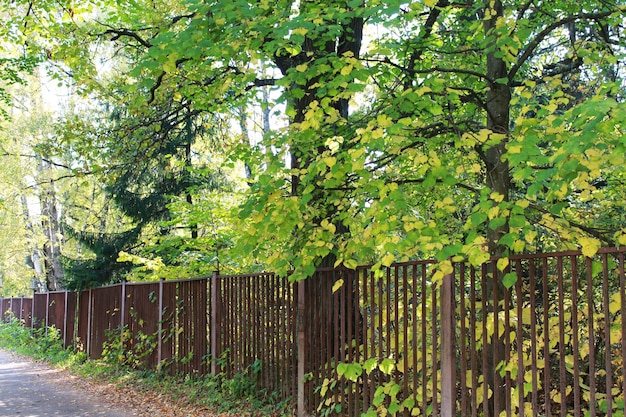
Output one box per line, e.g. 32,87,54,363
102,28,152,48
527,201,616,246
508,10,616,81
364,57,492,83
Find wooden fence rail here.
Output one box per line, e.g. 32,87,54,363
1,247,625,417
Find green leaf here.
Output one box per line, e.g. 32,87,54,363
388,401,401,415
489,216,507,230
502,272,517,289
509,215,526,228
379,358,395,375
336,362,362,381
364,358,378,374
470,211,488,226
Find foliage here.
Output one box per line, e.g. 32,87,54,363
313,253,626,416
4,0,623,284
31,0,620,282
0,80,63,294
100,324,157,370
0,315,72,363
222,358,263,399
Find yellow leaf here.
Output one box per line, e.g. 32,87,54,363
332,279,344,293
323,156,336,168
371,128,384,139
343,259,358,269
609,292,622,314
470,163,482,173
377,114,393,128
512,239,525,252
295,63,308,72
490,192,504,203
163,58,177,73
497,257,509,272
292,27,308,36
415,86,432,95
414,154,428,165
428,150,441,167
515,199,530,209
488,206,500,219
349,147,365,159
525,230,537,243
340,65,353,75
381,253,395,267
439,260,454,275
579,237,601,258
423,0,437,6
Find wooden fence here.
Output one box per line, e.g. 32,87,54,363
1,247,625,417
5,278,208,374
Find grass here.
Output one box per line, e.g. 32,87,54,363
0,316,293,416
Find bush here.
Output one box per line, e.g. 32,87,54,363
0,316,69,363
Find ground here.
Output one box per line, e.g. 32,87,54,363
0,349,219,417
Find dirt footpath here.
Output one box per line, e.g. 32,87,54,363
0,349,131,417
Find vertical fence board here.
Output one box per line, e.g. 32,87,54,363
89,285,123,359
124,283,160,368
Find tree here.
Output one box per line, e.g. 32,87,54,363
0,0,243,287
5,0,625,412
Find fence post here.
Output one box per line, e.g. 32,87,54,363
158,278,164,365
121,280,126,329
32,288,37,329
45,292,50,335
63,291,69,348
440,271,456,417
86,288,92,357
297,280,306,417
31,290,34,329
210,271,222,375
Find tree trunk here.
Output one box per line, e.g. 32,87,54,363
39,175,64,291
273,2,364,363
482,1,511,415
21,196,45,292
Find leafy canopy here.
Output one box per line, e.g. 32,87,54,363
6,0,626,282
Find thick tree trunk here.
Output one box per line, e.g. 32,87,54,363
482,1,511,415
274,2,364,363
483,2,511,254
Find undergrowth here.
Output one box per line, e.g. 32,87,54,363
0,316,292,416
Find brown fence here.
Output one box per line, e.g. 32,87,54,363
1,247,625,417
212,272,298,400
296,248,626,417
0,296,32,327
4,278,208,375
